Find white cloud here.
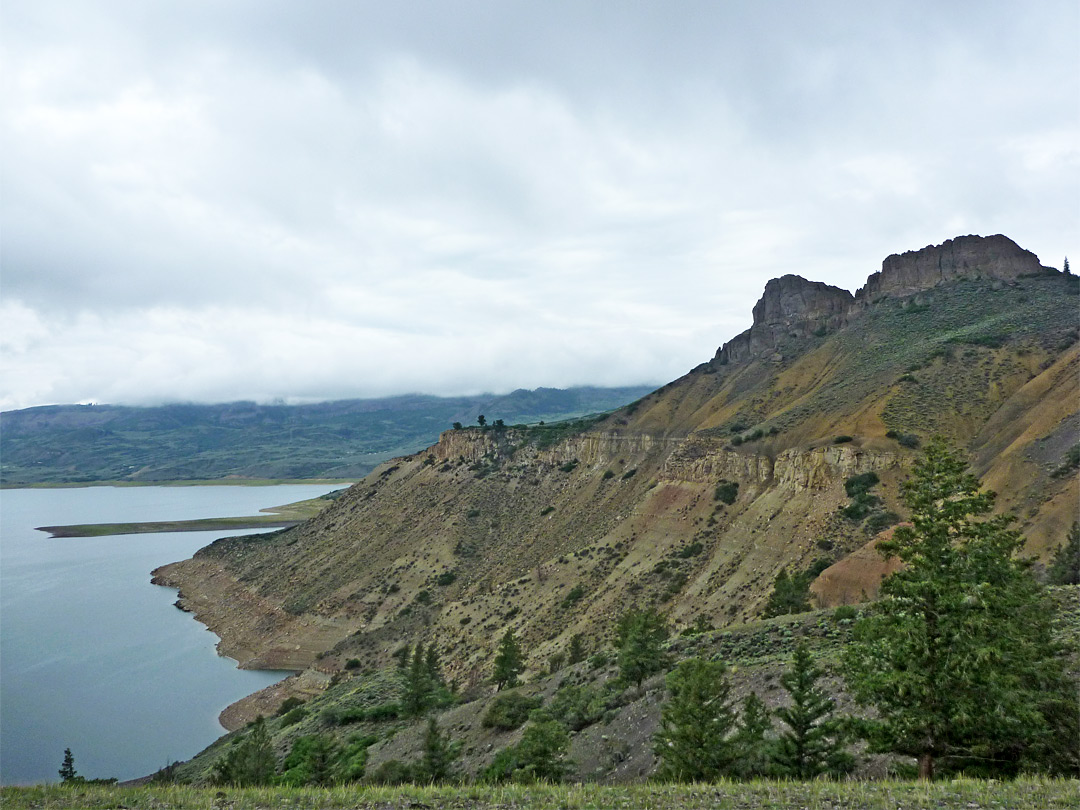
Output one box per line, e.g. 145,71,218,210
1,0,1077,410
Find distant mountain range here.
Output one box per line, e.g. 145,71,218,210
0,386,656,485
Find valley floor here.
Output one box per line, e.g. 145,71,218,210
3,779,1077,810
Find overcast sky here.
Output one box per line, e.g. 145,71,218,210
2,1,1076,411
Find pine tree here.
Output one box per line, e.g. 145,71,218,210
212,715,276,786
58,748,78,783
512,712,571,783
652,657,737,781
731,693,773,779
1064,256,1071,274
567,633,587,665
844,439,1074,779
772,641,852,778
417,717,457,783
425,644,444,687
492,630,523,690
616,607,669,690
1047,522,1080,585
403,643,433,716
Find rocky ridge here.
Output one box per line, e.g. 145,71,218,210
716,234,1051,366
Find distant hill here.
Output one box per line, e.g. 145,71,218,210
0,386,657,485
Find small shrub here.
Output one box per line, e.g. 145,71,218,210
676,541,704,559
548,683,608,731
621,468,638,480
589,651,612,670
279,707,308,727
561,584,586,608
833,604,858,622
338,701,401,725
415,590,432,605
540,506,555,516
730,435,744,447
841,499,873,521
714,480,739,505
1051,444,1080,478
367,759,413,785
897,432,920,448
482,692,543,730
602,470,615,480
844,472,880,498
833,435,853,444
864,510,901,535
559,460,579,473
435,571,457,587
277,696,305,716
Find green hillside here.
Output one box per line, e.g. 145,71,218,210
0,386,655,485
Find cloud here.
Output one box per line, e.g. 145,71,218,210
2,1,1077,410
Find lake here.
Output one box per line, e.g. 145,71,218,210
0,483,348,785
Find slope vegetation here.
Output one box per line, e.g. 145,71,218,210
154,235,1078,720
1,386,653,485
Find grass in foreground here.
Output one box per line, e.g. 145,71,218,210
2,779,1077,810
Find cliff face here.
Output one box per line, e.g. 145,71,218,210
715,235,1053,366
854,234,1048,306
715,275,853,364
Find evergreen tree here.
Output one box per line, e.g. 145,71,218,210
417,717,457,783
652,657,737,781
425,644,444,686
483,711,571,783
280,734,339,786
616,607,669,690
514,713,572,782
58,748,78,783
731,693,773,779
772,641,852,779
212,716,275,786
1047,522,1080,585
492,630,523,690
403,643,433,717
844,439,1074,779
1064,256,1071,274
567,633,587,665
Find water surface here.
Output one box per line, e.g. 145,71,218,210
0,484,346,785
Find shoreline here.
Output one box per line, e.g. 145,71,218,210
32,488,353,538
2,478,356,490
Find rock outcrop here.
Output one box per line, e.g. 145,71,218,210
715,235,1057,365
715,275,853,364
853,234,1049,306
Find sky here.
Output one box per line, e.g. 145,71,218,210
2,0,1077,411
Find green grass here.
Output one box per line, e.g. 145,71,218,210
3,779,1076,809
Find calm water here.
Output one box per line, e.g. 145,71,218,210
0,484,347,785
